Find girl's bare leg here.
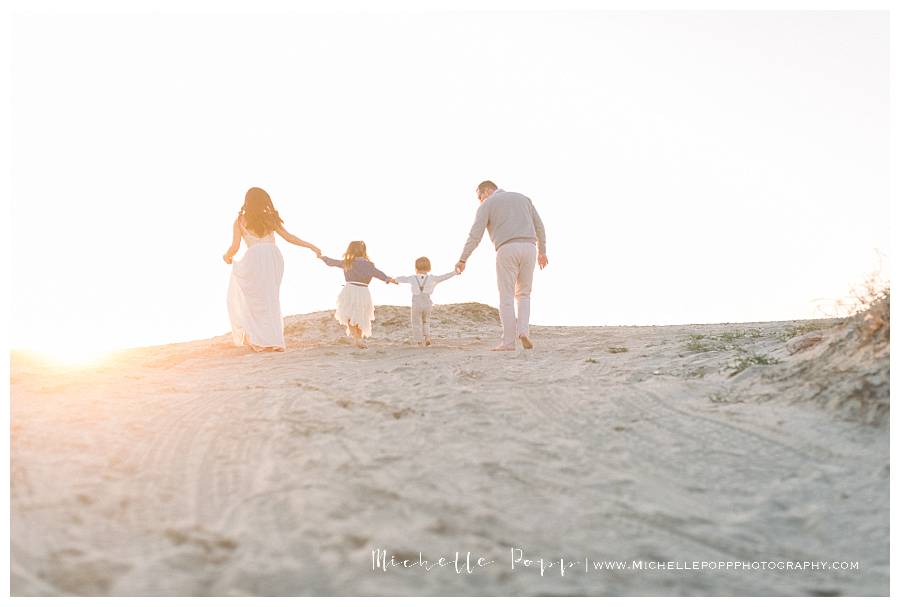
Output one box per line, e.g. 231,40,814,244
350,324,367,349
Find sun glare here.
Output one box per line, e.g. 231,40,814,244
17,340,120,368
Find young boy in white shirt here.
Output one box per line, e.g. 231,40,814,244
395,257,458,346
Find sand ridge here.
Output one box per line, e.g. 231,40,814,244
10,303,889,595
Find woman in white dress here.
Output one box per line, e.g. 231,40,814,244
223,187,320,352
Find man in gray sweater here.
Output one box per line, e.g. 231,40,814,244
456,181,548,351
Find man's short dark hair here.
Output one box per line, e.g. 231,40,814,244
476,180,498,196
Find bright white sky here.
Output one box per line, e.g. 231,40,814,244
9,4,889,354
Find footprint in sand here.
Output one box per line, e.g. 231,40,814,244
42,552,133,595
163,525,239,567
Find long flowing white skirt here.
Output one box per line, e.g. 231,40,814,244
334,284,375,338
227,243,285,350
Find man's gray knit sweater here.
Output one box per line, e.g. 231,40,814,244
459,189,547,262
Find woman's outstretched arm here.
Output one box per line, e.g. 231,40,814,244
223,217,241,264
276,225,321,256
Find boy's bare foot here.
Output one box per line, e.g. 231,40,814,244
519,335,534,350
491,344,516,351
425,338,432,346
354,338,368,349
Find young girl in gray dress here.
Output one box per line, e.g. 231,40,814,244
318,241,396,348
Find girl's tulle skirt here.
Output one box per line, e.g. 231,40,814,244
334,284,375,338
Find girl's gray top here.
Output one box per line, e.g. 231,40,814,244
320,256,390,285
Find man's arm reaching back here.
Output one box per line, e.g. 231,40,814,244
459,203,489,262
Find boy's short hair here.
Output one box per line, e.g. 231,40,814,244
415,257,431,272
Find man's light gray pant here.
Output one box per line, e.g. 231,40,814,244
495,241,537,348
410,294,433,343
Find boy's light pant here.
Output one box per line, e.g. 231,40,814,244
411,294,433,343
495,241,537,348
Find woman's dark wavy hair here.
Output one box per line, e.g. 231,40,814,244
240,187,283,236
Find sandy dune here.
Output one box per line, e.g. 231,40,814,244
10,303,889,596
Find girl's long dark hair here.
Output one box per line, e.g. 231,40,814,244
240,187,283,236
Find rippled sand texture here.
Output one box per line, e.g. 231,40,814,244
10,303,889,596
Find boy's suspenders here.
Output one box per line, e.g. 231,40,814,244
415,275,427,294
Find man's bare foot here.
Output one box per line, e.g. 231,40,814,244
491,344,515,351
519,335,533,350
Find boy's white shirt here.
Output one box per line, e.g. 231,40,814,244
395,271,457,296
